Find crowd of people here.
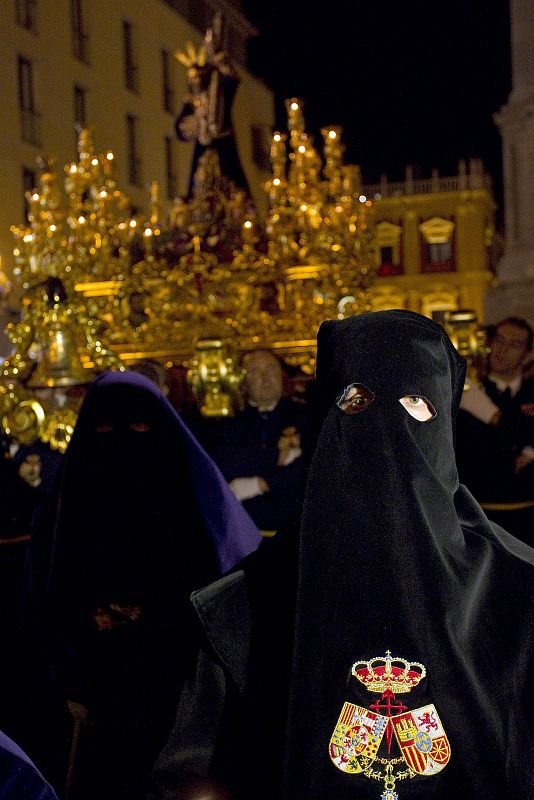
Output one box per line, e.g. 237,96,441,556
0,310,533,798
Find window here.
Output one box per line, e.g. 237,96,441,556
378,245,403,276
380,246,393,265
18,56,40,145
22,166,36,218
71,0,89,62
161,49,174,113
428,241,452,264
420,237,455,273
126,114,142,186
15,0,37,32
251,125,270,171
74,84,87,128
123,21,138,92
164,136,177,199
419,216,455,273
375,220,403,276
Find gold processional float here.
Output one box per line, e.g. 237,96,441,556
0,37,487,453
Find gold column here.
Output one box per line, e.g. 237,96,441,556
455,203,470,272
466,201,487,271
402,208,421,274
456,200,487,273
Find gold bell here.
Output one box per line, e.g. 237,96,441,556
27,315,95,388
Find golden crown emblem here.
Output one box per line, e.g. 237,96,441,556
351,650,426,694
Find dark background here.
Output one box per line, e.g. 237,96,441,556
241,0,512,226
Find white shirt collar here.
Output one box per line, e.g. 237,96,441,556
488,373,522,397
247,399,279,413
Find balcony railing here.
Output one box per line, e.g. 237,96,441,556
363,173,493,199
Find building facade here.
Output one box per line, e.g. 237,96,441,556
363,160,496,324
0,0,275,282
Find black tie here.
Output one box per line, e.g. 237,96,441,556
500,387,512,404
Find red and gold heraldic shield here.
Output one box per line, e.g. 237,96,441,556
329,703,388,773
392,704,451,775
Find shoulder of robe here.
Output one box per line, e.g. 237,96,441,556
191,570,251,693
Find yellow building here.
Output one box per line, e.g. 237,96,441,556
363,160,496,324
0,0,275,282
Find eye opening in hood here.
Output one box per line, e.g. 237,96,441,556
94,421,153,433
399,395,436,422
336,383,375,415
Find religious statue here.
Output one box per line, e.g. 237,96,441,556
175,13,250,197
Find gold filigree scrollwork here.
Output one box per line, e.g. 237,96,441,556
2,399,45,445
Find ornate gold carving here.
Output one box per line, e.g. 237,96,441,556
443,309,488,386
2,18,491,449
419,216,455,244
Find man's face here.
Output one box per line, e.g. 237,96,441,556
489,323,530,377
245,352,283,408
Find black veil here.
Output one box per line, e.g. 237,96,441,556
283,310,534,798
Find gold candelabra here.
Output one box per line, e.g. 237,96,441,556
2,97,379,448
2,132,128,452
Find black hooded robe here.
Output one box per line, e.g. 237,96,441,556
149,311,534,800
23,371,261,800
0,728,59,800
284,310,534,798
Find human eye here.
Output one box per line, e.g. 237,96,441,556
95,423,114,433
399,395,436,422
336,384,375,415
129,421,151,433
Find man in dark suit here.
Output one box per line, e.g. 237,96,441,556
456,316,534,540
206,349,312,534
483,316,534,466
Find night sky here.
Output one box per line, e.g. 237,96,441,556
241,0,512,224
